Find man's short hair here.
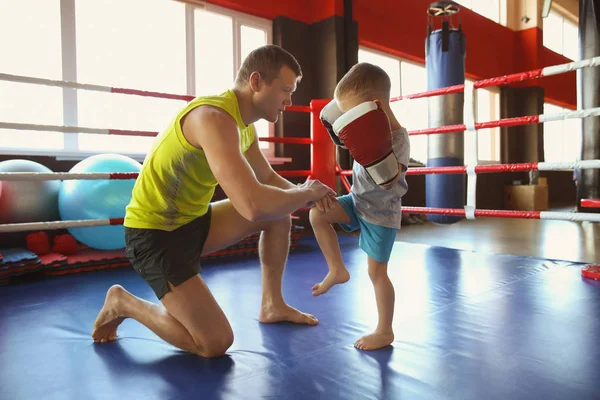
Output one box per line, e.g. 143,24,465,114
235,45,302,85
335,62,391,101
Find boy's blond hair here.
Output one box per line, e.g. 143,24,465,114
334,62,391,102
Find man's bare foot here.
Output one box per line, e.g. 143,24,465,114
259,303,318,325
311,269,350,296
91,285,129,343
354,331,394,351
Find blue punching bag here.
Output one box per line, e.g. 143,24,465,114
425,2,466,224
576,0,600,212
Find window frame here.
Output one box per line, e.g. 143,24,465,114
543,5,579,60
543,102,581,164
358,46,500,165
1,0,277,162
205,3,276,158
453,0,503,24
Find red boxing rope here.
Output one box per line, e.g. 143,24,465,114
408,115,541,136
3,161,599,181
406,163,539,175
402,207,542,219
581,199,600,208
284,105,311,112
473,69,544,89
390,84,464,102
111,87,194,102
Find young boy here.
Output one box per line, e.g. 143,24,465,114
309,62,410,351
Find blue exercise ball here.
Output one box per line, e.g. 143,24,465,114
58,154,141,250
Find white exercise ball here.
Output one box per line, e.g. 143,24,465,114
0,159,61,224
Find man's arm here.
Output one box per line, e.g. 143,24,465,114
182,106,325,221
245,136,338,211
244,137,296,190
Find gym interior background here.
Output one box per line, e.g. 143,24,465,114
1,2,600,399
0,0,597,255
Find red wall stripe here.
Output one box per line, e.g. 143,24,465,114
204,0,342,23
203,0,576,109
540,47,578,109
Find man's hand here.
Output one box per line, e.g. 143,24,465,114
313,193,338,212
297,179,336,208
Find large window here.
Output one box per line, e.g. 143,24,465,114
397,61,429,165
464,80,500,163
453,0,502,24
543,8,579,60
75,0,186,156
0,0,64,153
358,48,500,165
543,103,582,163
239,24,271,152
358,49,427,164
0,0,273,160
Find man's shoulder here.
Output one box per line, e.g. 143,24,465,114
185,104,237,132
187,103,232,120
184,89,236,120
180,103,239,152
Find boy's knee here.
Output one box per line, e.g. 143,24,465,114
308,207,324,225
367,259,389,280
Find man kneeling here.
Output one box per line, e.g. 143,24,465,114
92,45,334,358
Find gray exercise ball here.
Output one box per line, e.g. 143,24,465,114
0,159,61,224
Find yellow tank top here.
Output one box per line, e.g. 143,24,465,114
124,89,255,231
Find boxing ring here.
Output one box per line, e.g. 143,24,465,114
1,53,600,399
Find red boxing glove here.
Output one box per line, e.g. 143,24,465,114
332,101,399,186
319,99,345,147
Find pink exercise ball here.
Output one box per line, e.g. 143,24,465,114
0,159,60,224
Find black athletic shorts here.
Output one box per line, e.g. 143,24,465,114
124,206,212,300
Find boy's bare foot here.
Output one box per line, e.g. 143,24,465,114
311,269,350,296
354,331,394,351
91,285,130,343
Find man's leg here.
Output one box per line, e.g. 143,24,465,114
308,198,353,296
93,214,234,358
92,276,234,358
201,199,317,325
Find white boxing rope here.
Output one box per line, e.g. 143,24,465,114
0,172,123,181
0,218,117,233
0,72,194,102
538,160,600,171
541,56,600,77
0,121,110,135
0,121,157,137
0,72,112,93
540,211,600,223
538,107,600,123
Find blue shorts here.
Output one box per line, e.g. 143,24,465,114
337,194,397,263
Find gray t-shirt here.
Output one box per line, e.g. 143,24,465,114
349,127,410,230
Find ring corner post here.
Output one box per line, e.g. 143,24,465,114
310,99,337,190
